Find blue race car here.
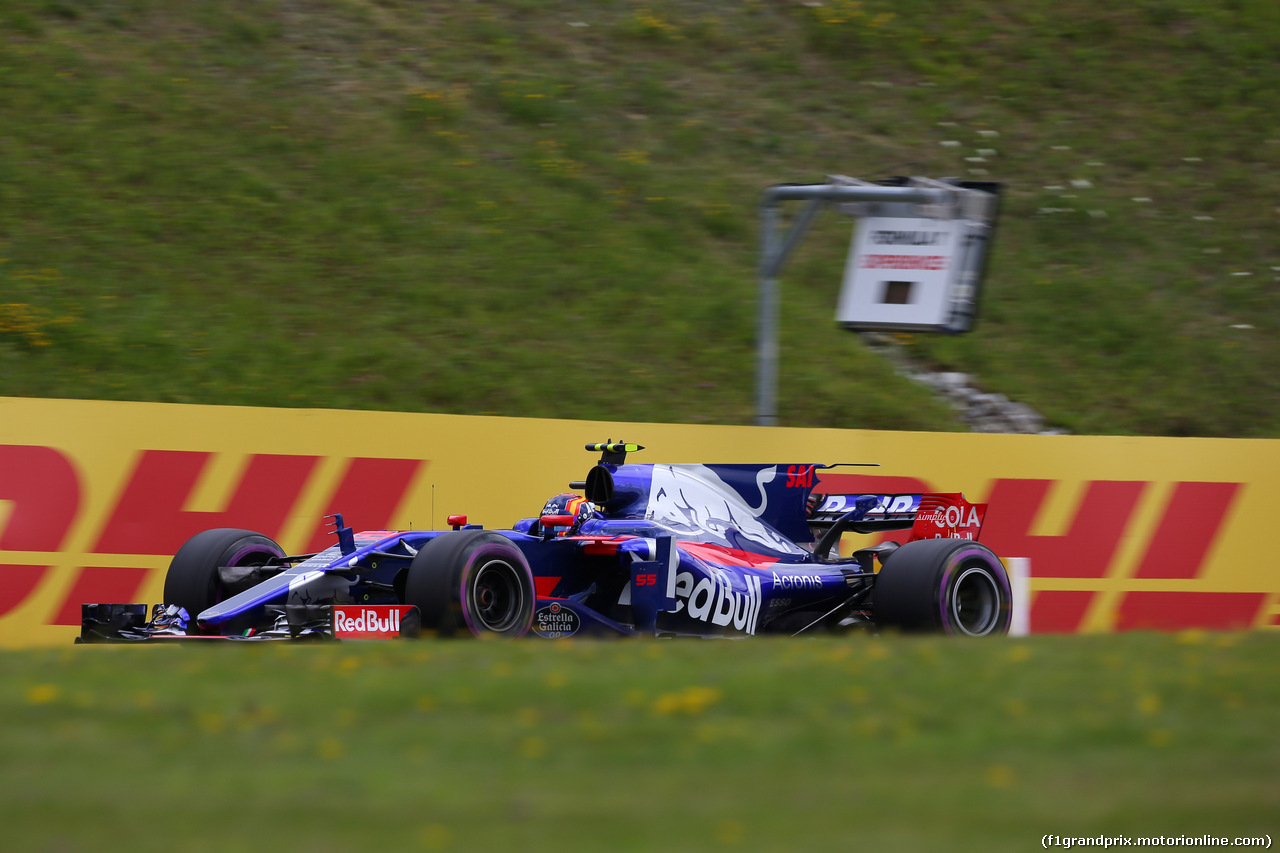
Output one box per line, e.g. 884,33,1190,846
78,442,1012,642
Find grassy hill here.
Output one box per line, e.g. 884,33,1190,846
1,0,1277,436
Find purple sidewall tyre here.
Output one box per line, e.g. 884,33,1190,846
164,528,284,631
405,531,535,638
874,538,1011,636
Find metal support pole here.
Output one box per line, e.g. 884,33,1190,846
754,182,950,427
756,202,781,427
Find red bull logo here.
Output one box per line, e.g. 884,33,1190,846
333,605,415,638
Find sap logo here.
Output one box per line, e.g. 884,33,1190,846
784,465,815,488
673,569,762,635
770,572,823,590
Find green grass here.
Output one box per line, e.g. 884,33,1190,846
2,632,1276,851
1,0,1278,435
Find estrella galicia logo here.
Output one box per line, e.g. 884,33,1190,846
533,602,580,638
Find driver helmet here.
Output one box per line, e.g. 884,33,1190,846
540,493,597,535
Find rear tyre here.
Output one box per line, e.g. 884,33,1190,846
404,531,535,638
164,529,285,624
873,538,1010,636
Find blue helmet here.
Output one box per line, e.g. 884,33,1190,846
540,493,596,535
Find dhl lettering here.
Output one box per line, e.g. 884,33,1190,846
0,446,82,624
1115,591,1264,632
0,448,426,631
53,566,150,626
302,458,424,553
0,565,51,618
94,451,320,555
981,479,1243,632
1133,482,1240,580
813,475,1242,633
980,479,1148,581
1031,590,1097,635
0,445,81,551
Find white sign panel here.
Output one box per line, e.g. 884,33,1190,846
836,217,963,330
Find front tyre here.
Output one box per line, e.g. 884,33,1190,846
404,531,535,638
873,539,1011,636
164,528,285,624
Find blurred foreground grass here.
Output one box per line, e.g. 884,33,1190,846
3,632,1276,852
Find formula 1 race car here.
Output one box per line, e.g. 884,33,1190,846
79,442,1012,642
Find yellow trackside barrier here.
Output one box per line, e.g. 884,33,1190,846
2,396,1277,646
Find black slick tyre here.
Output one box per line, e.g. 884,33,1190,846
873,538,1011,636
164,528,285,624
404,531,535,638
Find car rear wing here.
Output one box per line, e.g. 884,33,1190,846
809,493,988,542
